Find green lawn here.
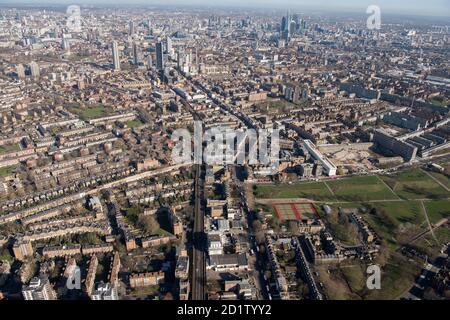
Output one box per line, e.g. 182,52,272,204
428,171,450,189
414,225,450,258
0,143,20,154
126,119,143,128
255,169,450,202
328,201,427,249
360,201,426,249
255,176,399,202
424,200,450,224
372,201,425,226
82,106,107,120
68,104,109,120
430,98,449,107
0,165,17,177
130,285,160,297
319,253,420,300
365,253,421,300
329,200,447,250
254,181,334,200
340,263,367,294
381,169,450,200
326,176,398,201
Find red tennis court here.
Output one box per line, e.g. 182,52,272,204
273,203,317,221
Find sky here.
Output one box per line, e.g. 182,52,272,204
0,0,449,18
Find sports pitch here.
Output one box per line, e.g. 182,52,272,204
273,203,317,221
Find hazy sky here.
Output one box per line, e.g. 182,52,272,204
0,0,449,17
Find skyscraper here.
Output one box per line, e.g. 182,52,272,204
281,10,292,42
16,64,25,79
133,42,140,65
62,39,70,51
156,41,164,71
281,16,288,32
29,61,40,78
166,36,173,58
129,21,135,35
111,41,120,71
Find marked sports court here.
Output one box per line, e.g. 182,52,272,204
273,203,317,221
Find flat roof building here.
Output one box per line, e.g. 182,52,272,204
303,140,337,176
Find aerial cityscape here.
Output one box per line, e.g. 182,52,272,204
0,0,449,304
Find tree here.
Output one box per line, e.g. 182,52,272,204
288,221,299,235
138,215,160,234
252,220,262,232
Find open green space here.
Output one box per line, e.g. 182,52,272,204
424,200,450,224
254,181,334,200
67,104,111,121
430,98,450,107
81,106,107,120
381,169,450,200
326,201,427,249
0,144,20,155
321,251,421,300
0,165,17,177
428,171,450,190
130,285,160,297
366,253,421,299
126,119,144,128
254,175,397,202
364,201,426,248
327,176,398,201
255,169,450,203
413,225,450,259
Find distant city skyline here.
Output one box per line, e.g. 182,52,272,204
0,0,449,18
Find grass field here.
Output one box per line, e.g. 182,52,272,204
126,119,144,128
254,168,449,249
67,104,109,120
365,253,421,300
381,169,450,200
0,165,17,177
81,106,107,120
327,176,398,201
255,176,397,202
413,225,450,258
428,171,450,189
424,200,450,224
255,169,450,202
130,285,160,297
0,144,20,155
254,181,334,200
430,98,450,107
316,252,420,300
326,201,427,249
362,201,427,248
